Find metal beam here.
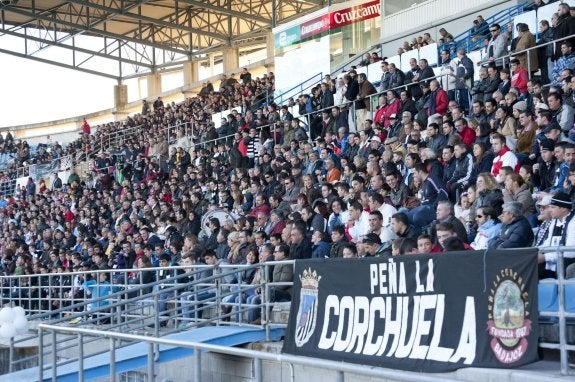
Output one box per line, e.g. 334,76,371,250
0,47,120,80
0,27,153,68
1,6,190,55
64,0,229,41
177,0,270,25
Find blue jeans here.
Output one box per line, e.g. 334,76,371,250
181,290,215,319
405,205,435,231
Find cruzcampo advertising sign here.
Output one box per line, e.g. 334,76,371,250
274,0,381,49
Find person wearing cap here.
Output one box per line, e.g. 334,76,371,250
488,201,534,249
538,192,575,278
534,195,554,245
532,138,559,192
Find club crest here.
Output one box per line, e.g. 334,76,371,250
294,268,321,347
486,268,532,364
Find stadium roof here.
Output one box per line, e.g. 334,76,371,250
0,0,324,80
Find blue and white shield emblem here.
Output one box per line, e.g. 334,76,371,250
295,268,321,347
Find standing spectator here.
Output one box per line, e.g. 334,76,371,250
240,68,252,84
481,23,509,68
355,73,376,129
538,20,555,85
510,59,529,97
553,3,575,61
428,80,448,117
512,23,538,75
81,118,91,135
454,48,475,113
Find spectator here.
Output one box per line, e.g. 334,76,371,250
488,201,534,249
470,205,502,249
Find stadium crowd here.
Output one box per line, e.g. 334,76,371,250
0,2,575,320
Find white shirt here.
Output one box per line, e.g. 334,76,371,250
347,211,370,242
541,214,575,272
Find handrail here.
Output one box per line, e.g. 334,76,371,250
478,32,575,79
37,322,462,382
30,245,575,380
439,1,532,55
270,72,324,106
330,45,384,76
1,260,295,374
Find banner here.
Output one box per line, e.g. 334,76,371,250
330,0,381,30
29,160,60,182
283,250,539,372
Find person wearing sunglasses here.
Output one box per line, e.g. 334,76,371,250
470,205,502,249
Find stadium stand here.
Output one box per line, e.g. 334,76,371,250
2,0,575,379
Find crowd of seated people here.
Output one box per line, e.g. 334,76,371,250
0,3,574,323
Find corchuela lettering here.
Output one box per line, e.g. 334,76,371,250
318,294,477,364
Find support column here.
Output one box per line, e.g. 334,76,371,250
266,31,275,60
222,46,239,73
209,53,216,77
114,84,128,109
146,72,162,98
183,60,199,87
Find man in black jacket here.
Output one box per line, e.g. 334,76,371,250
406,162,449,231
488,202,534,249
289,225,312,260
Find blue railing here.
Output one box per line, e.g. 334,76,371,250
270,72,324,106
438,1,533,56
330,45,384,76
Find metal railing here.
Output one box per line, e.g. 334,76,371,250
36,323,462,382
537,245,575,376
1,260,293,375
439,2,532,56
270,72,324,107
26,245,575,380
0,246,573,378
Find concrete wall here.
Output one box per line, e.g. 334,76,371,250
104,341,569,382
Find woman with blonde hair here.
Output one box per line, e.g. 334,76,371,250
474,172,504,216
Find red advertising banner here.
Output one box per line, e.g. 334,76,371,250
301,14,330,39
329,0,381,30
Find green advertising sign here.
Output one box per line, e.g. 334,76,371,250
274,25,301,49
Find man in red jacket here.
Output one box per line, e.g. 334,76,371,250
428,79,448,116
510,59,528,96
454,118,477,147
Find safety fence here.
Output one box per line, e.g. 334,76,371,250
1,261,294,374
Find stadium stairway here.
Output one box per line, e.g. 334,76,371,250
6,326,285,382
